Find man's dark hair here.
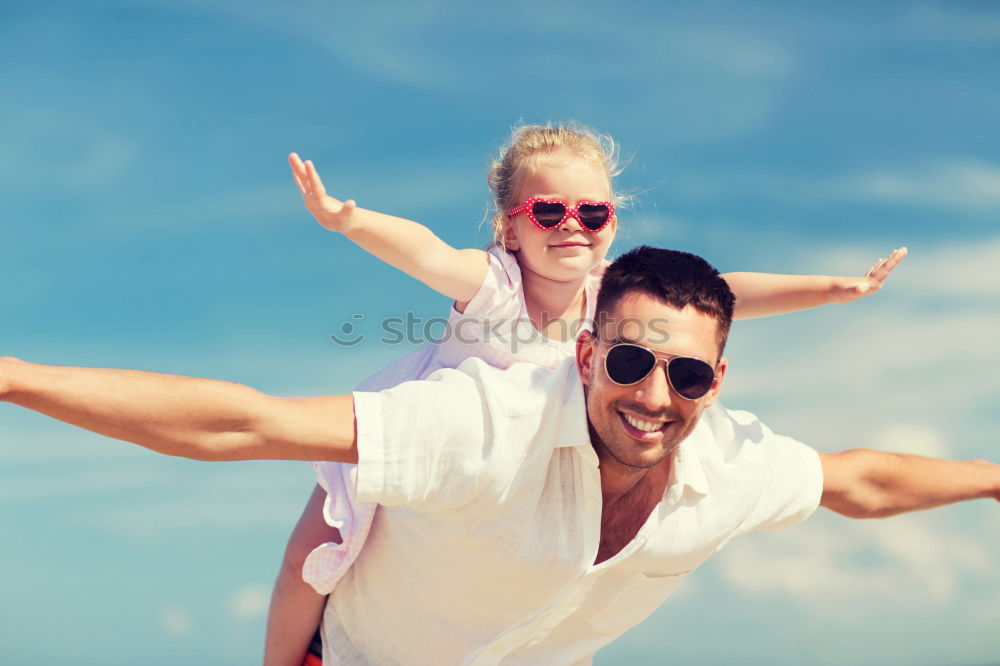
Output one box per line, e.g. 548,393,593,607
595,246,736,355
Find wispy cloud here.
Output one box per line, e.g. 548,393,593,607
713,235,1000,630
0,108,139,195
904,4,1000,40
833,160,1000,211
160,605,194,637
870,422,949,458
670,160,1000,214
816,237,1000,299
723,236,1000,458
86,157,481,234
717,511,996,609
228,584,270,620
124,0,459,89
670,30,795,78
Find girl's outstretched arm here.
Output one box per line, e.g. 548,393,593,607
723,247,907,320
289,153,489,305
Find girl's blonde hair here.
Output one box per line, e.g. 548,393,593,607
486,122,626,246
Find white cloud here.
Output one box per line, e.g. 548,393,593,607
905,4,1000,40
229,584,270,620
0,108,138,194
128,0,457,88
723,235,1000,456
725,306,1000,451
160,605,193,637
671,31,794,78
71,465,314,544
870,423,949,458
717,512,995,609
671,160,1000,214
616,213,692,246
99,183,295,232
964,588,1000,624
714,235,1000,624
88,156,480,234
835,160,1000,211
888,237,1000,298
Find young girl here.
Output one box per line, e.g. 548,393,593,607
265,123,905,666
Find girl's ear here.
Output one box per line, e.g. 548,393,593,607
501,217,521,251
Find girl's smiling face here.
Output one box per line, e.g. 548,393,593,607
504,149,617,283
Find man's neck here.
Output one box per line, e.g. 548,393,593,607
596,449,672,500
594,453,673,564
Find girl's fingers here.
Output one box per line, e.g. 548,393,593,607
289,153,307,177
290,169,308,195
304,160,327,197
288,153,310,195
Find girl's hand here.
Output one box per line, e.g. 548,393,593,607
834,247,908,304
289,153,358,233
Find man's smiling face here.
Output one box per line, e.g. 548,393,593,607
577,291,727,471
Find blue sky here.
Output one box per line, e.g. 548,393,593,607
2,1,999,664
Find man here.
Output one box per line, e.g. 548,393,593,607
2,247,997,665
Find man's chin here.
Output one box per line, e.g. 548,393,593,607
600,435,674,470
588,416,677,470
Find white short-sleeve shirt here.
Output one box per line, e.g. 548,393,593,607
321,357,823,666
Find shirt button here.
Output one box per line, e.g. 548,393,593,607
586,497,598,508
490,644,504,654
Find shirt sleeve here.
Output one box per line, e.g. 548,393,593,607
352,361,499,511
721,407,824,533
457,247,519,319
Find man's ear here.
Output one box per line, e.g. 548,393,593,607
702,356,727,408
576,329,596,387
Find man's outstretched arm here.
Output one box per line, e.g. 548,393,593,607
0,357,358,463
819,449,1000,518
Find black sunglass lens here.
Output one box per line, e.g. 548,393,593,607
531,202,567,228
606,345,656,385
577,204,610,231
668,358,715,399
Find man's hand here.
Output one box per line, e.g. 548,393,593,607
832,247,908,304
289,153,358,233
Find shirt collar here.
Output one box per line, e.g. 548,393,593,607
670,436,709,497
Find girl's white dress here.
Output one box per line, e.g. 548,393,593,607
303,248,606,593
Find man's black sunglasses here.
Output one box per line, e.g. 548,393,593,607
602,342,717,401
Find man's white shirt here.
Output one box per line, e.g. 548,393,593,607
321,357,823,665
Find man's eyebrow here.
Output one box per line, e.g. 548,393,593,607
606,335,642,346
